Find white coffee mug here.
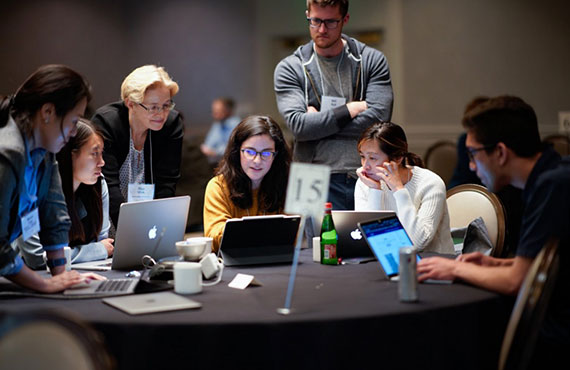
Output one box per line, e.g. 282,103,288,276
176,239,207,261
174,262,202,294
186,236,213,257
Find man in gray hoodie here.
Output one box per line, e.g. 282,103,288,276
274,0,393,210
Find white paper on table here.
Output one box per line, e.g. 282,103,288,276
228,273,263,290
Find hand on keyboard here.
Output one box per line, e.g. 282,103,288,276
68,273,107,289
80,272,107,281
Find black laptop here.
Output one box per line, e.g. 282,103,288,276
219,215,301,266
332,210,395,259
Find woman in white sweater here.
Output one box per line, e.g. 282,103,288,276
354,122,454,254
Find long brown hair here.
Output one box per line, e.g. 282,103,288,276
56,119,103,246
358,122,424,168
216,115,292,212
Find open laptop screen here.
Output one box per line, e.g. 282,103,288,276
331,210,395,258
358,216,416,277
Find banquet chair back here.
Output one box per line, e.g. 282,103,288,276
498,238,560,370
424,140,457,187
542,134,570,156
446,184,506,257
0,310,114,370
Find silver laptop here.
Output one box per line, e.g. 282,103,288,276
72,196,190,271
63,268,172,297
64,274,140,296
103,291,201,315
332,210,395,260
219,215,301,266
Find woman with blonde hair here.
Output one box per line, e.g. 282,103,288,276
91,65,184,227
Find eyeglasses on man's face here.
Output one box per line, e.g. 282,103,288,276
137,101,176,115
466,144,496,162
307,17,342,29
240,148,276,161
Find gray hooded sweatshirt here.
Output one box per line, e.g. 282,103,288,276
274,34,393,174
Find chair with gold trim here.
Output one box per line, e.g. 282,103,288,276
446,184,506,257
542,134,570,156
498,238,560,370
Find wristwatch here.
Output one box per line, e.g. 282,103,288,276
46,258,67,269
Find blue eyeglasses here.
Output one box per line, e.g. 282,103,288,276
240,148,277,161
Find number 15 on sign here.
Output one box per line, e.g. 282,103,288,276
285,162,330,219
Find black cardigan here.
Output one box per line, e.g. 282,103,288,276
91,101,184,227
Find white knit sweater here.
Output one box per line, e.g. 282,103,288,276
354,166,454,254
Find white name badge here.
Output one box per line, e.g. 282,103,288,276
128,183,155,203
321,96,346,112
21,207,41,242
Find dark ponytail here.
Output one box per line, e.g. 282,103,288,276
0,95,14,127
358,122,424,168
3,65,91,135
404,152,424,168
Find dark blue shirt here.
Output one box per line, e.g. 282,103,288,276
517,147,570,343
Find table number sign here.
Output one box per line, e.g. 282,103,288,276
284,162,330,219
278,162,330,315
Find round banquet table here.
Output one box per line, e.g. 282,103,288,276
0,249,512,370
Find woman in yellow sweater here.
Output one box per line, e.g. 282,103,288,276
203,115,292,252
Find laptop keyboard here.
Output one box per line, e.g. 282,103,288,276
95,279,135,293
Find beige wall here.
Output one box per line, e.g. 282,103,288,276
0,0,256,136
2,0,569,154
256,0,570,155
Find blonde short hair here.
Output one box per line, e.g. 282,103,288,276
120,65,179,103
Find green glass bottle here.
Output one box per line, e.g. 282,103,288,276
320,202,338,265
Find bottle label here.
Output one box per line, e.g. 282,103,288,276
323,244,336,259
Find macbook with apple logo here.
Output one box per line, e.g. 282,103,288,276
72,195,190,271
331,210,395,260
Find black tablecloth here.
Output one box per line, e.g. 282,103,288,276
0,249,512,370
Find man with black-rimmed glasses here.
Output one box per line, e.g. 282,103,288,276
418,95,570,369
274,0,393,211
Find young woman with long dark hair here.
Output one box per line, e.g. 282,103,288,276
0,65,98,292
203,115,292,252
355,122,454,254
15,119,114,268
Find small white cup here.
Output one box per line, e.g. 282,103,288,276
312,236,321,262
186,236,213,257
176,240,207,261
174,262,203,294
